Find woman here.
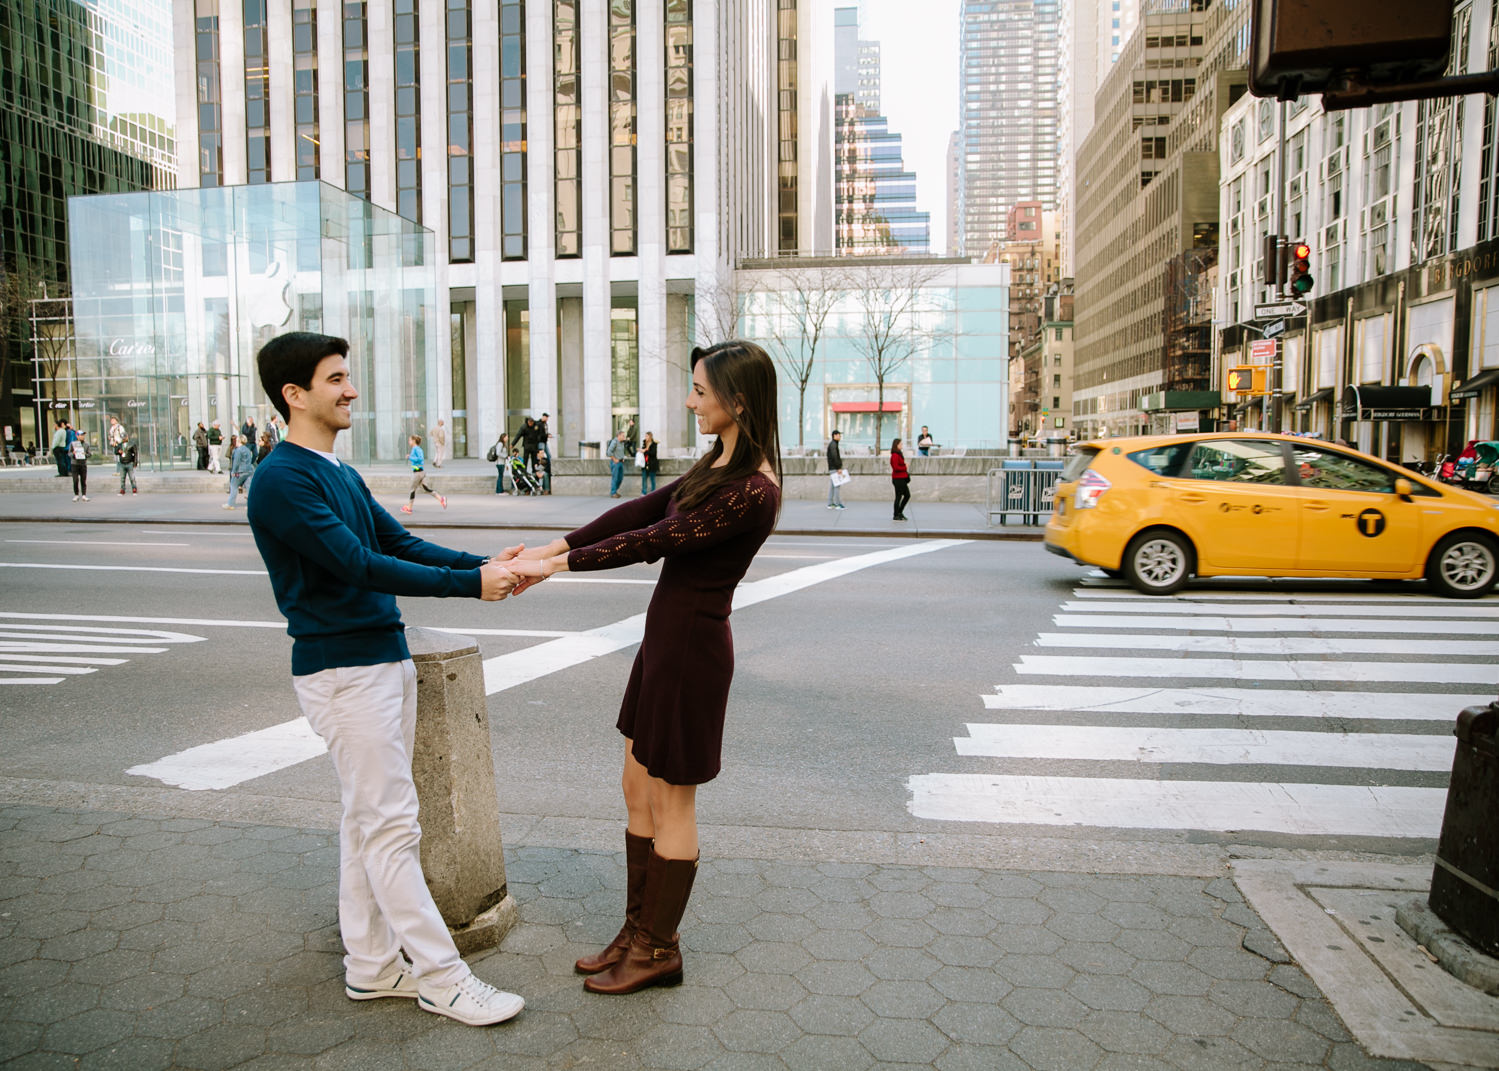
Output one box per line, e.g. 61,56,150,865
507,340,781,996
640,431,659,495
402,434,447,514
890,436,910,521
223,435,254,510
256,429,275,466
491,432,511,494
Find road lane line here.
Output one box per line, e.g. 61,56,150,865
905,774,1445,838
0,677,65,685
0,612,288,629
0,663,97,675
0,654,128,666
1068,589,1494,602
954,725,1455,770
5,540,191,547
126,719,328,791
1058,600,1499,618
0,643,169,655
1032,633,1499,656
1015,654,1497,684
0,562,267,576
0,625,206,643
980,685,1485,720
1052,613,1498,635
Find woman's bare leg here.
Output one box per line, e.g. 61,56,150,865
622,743,697,859
621,742,655,840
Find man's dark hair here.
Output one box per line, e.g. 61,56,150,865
257,332,350,420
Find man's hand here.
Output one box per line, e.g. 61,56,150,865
489,542,525,562
479,560,519,601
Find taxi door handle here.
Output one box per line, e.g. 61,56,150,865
1178,492,1206,504
1303,500,1331,512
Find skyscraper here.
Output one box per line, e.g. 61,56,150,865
955,0,1061,259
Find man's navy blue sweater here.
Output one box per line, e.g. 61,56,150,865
247,442,484,676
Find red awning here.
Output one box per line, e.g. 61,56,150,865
830,401,904,413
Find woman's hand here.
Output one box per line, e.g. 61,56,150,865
508,552,568,596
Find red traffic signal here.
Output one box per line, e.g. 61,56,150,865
1289,242,1314,296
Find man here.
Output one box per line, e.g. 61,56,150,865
514,416,543,476
115,431,138,495
107,416,126,450
50,421,70,476
192,422,210,470
917,425,934,456
266,414,283,442
606,429,630,498
69,430,91,501
241,414,257,444
430,418,447,468
207,421,224,473
827,429,847,510
246,332,525,1028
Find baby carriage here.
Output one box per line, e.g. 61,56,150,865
508,452,542,495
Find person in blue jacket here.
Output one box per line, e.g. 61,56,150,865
246,332,525,1028
402,434,446,514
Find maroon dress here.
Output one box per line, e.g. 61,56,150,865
565,471,780,785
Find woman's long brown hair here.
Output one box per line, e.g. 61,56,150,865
672,340,782,514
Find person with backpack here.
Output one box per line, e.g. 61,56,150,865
116,432,139,495
487,432,511,494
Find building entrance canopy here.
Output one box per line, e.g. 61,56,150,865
1451,368,1499,400
1339,385,1432,422
60,182,436,468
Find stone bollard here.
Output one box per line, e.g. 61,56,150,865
1428,700,1499,958
407,626,517,954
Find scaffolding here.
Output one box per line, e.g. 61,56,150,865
1162,246,1217,392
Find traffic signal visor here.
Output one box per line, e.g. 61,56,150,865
1289,242,1314,295
1227,366,1268,395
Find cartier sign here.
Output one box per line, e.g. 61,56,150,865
108,338,157,356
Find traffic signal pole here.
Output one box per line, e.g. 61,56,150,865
1269,98,1288,434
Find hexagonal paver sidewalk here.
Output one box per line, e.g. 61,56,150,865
0,804,1436,1069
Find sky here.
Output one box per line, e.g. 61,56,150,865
832,0,964,253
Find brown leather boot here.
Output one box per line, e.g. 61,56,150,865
583,851,698,995
575,831,653,974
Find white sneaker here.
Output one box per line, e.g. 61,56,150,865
72,495,79,501
345,960,420,1001
417,972,523,1026
80,496,89,502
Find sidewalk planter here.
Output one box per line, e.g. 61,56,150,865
1429,701,1499,957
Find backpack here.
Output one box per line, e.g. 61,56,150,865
485,441,500,463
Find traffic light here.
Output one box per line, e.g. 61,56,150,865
1288,242,1314,295
1227,366,1269,396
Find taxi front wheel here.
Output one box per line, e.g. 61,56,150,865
1426,532,1498,599
1123,529,1194,596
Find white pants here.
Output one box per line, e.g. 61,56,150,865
293,660,465,987
207,443,222,472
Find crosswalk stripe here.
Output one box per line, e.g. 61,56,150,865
905,774,1446,838
0,663,97,675
0,654,128,666
1015,654,1497,684
954,725,1455,770
1069,587,1489,603
0,677,66,685
981,685,1484,720
126,718,327,791
1052,613,1499,635
1059,599,1499,618
1032,633,1499,656
0,643,169,655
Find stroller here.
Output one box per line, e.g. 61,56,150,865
507,452,543,495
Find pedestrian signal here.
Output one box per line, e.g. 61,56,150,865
1288,242,1314,295
1227,366,1268,395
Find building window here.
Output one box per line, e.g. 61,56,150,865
500,0,527,259
196,0,223,187
393,0,421,220
293,0,319,180
665,0,693,253
447,0,473,260
555,0,581,257
610,0,637,255
777,0,798,253
244,0,270,183
344,1,370,200
611,304,639,429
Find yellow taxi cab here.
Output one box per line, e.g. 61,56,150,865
1044,432,1499,597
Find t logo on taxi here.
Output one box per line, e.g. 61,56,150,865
1356,509,1386,537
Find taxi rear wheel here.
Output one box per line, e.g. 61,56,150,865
1426,532,1498,598
1123,529,1193,596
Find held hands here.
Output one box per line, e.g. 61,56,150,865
505,538,569,597
478,559,520,601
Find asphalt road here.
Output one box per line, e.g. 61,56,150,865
1,519,1490,860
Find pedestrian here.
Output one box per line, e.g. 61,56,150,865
193,422,210,470
623,416,637,454
890,436,910,521
917,425,934,456
606,429,630,497
639,431,658,495
107,416,126,450
266,413,283,442
826,429,846,510
537,441,552,494
247,330,525,1027
68,431,91,501
488,432,511,494
241,414,257,443
505,340,782,996
514,416,543,476
223,435,254,509
115,431,139,495
207,421,224,472
402,434,447,514
430,418,447,468
256,429,276,466
50,421,70,476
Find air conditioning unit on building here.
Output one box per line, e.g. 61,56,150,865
1288,176,1303,200
1363,197,1390,232
1323,220,1343,246
1256,195,1271,218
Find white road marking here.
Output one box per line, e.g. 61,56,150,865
1069,588,1490,603
547,575,656,585
1059,599,1499,618
954,724,1455,770
1015,654,1497,684
423,626,577,638
0,562,266,576
0,654,128,666
5,540,191,547
126,718,328,791
905,774,1446,838
1053,613,1497,635
0,677,65,685
0,612,286,629
0,643,169,655
1033,632,1499,656
0,625,205,643
0,663,97,675
981,685,1484,721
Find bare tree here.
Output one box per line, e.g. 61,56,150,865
28,289,74,425
694,270,744,348
1,266,61,440
760,264,844,448
848,262,943,449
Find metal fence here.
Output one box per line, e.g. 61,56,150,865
986,459,1065,525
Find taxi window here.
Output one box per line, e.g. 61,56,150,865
1185,440,1288,485
1127,443,1192,476
1291,446,1433,494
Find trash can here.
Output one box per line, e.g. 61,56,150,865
1429,701,1499,956
1007,436,1023,458
577,440,601,459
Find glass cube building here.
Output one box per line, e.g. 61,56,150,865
62,181,435,466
